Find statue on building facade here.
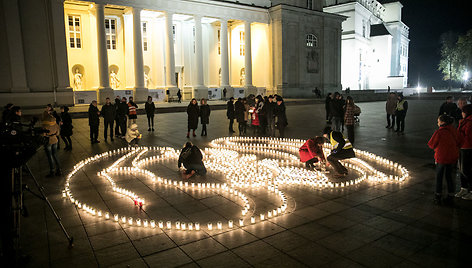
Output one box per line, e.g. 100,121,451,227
110,70,120,90
73,68,83,90
144,72,152,88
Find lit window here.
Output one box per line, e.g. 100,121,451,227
105,18,116,50
307,0,313,10
142,22,148,51
306,34,317,47
240,68,245,86
68,15,81,48
217,29,221,55
240,31,245,56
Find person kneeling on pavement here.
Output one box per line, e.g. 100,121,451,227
125,123,141,146
299,136,327,169
178,142,207,179
323,126,355,176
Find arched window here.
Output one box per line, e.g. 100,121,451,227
240,68,245,86
306,34,317,47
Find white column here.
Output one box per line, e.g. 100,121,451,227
244,21,253,88
193,15,205,88
95,4,113,103
50,0,71,94
132,7,147,102
164,11,177,89
3,0,28,92
220,19,230,88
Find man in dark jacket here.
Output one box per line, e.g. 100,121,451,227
329,93,344,132
265,95,276,137
88,100,100,144
101,97,116,142
227,97,235,133
275,96,288,138
323,126,355,176
116,97,129,137
114,96,121,137
178,142,207,179
438,96,458,117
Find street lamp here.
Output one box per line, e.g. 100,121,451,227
463,71,469,82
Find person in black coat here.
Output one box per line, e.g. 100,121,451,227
438,96,458,117
275,96,288,138
101,97,116,142
88,100,100,144
235,98,246,136
395,93,408,134
199,98,211,136
178,141,207,179
227,97,235,133
265,95,276,137
116,97,129,137
114,96,121,137
145,96,156,131
187,98,199,138
329,93,344,132
60,106,73,151
1,103,13,124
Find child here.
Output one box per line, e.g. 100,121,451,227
125,123,141,146
299,136,326,169
428,114,461,205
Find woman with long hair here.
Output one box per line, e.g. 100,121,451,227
344,96,356,144
187,98,199,138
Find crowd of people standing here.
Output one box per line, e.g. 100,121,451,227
226,94,287,138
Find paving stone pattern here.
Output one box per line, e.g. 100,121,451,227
18,100,472,267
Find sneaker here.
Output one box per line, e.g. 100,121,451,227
148,128,151,131
152,128,155,131
455,188,469,197
462,192,472,200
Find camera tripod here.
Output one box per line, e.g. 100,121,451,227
10,164,74,255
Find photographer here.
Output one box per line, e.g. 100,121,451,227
42,113,61,177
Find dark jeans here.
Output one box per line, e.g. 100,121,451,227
387,114,396,128
436,163,454,195
332,117,342,132
115,118,120,136
238,122,246,135
61,135,72,148
346,125,355,145
229,118,234,131
306,157,320,167
45,143,60,173
183,162,207,175
90,124,99,142
118,116,127,136
147,115,154,128
396,112,406,132
278,126,285,138
327,148,355,174
267,118,275,137
459,149,472,189
201,124,207,136
104,120,114,139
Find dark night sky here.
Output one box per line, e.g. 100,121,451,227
401,0,472,87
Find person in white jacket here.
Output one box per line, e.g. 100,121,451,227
125,123,141,146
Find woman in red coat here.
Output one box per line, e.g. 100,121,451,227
428,114,460,205
299,136,326,168
456,104,472,200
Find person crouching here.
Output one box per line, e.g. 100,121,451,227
125,123,141,146
178,142,207,179
299,136,326,168
322,126,355,177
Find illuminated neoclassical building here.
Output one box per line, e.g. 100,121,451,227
0,0,344,106
323,0,410,90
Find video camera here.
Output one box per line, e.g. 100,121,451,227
0,117,49,168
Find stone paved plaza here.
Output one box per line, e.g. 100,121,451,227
17,99,472,267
